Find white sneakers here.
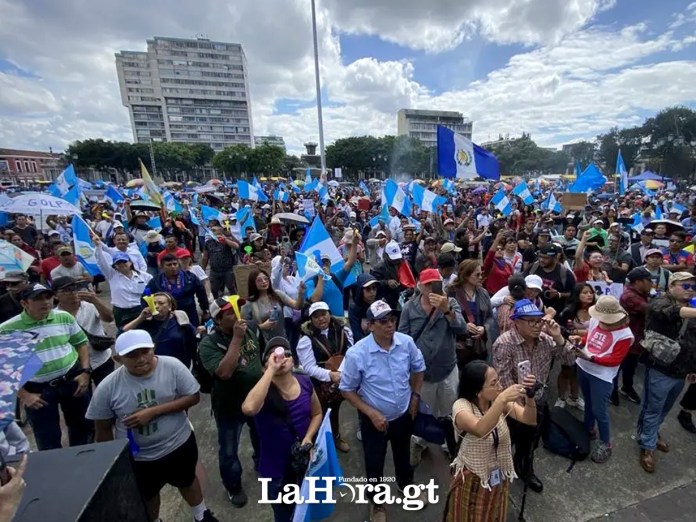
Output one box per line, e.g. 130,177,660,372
555,396,585,411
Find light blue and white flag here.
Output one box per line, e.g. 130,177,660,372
655,204,663,220
63,186,80,207
200,205,227,223
512,182,534,205
295,251,323,283
437,126,500,181
442,178,456,194
292,409,343,522
163,191,183,213
290,181,302,194
236,208,256,238
304,179,319,193
671,203,687,216
369,205,390,227
631,211,644,234
317,183,330,205
305,167,312,185
71,215,101,276
359,180,371,196
148,216,162,231
542,192,562,213
273,189,289,203
411,183,446,214
491,188,512,216
105,185,124,205
383,179,411,217
238,180,269,202
252,176,263,190
616,149,628,196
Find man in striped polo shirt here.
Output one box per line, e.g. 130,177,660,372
0,283,93,450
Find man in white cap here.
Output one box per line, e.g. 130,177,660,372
370,240,406,312
340,300,427,520
87,329,218,522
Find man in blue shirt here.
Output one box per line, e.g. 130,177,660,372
340,300,426,520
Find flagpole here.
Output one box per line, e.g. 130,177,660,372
149,138,158,179
310,0,327,176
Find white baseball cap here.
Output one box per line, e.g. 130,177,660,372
114,329,154,356
524,275,543,291
385,240,402,260
308,302,330,316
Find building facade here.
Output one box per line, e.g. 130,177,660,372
115,36,254,151
254,135,286,150
0,149,62,185
397,109,473,147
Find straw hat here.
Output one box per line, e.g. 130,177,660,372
589,295,627,324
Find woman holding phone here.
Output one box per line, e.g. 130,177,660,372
443,360,537,521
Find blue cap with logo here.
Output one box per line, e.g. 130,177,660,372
111,252,131,265
510,299,544,319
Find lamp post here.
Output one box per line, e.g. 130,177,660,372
310,0,326,176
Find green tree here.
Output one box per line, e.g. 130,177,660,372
284,154,305,173
641,106,696,179
247,144,285,175
564,140,596,167
596,126,643,173
212,144,252,177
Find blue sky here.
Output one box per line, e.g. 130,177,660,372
0,0,695,155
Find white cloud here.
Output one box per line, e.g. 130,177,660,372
0,0,694,158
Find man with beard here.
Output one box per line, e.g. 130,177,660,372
400,224,419,270
525,243,576,314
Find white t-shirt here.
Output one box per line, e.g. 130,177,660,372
74,302,112,370
187,264,208,282
576,318,634,383
51,263,90,282
477,213,492,228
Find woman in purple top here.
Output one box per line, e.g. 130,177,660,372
242,337,322,522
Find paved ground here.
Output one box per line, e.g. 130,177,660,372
19,278,696,521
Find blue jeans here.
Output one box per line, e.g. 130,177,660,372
214,412,259,493
637,367,685,450
24,379,93,451
267,477,293,522
577,367,613,444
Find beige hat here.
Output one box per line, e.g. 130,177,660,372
144,230,162,244
670,272,696,284
440,242,462,254
589,295,627,324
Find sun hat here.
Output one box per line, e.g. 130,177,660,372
144,230,162,244
524,275,543,291
589,295,627,324
440,242,462,254
670,272,696,284
114,329,154,356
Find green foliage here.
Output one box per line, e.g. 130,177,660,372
326,135,431,178
486,134,569,175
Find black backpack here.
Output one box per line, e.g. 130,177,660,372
541,406,590,471
191,335,214,394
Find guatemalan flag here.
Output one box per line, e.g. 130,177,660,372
411,183,446,214
542,192,562,213
49,164,78,198
491,188,512,216
295,251,322,282
383,179,411,217
616,149,628,196
437,126,500,181
274,189,289,203
71,215,101,276
236,207,256,238
359,180,370,196
369,204,389,227
512,182,534,205
105,185,124,205
292,409,344,522
200,205,227,223
238,180,269,202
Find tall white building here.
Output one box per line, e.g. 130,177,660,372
397,109,473,147
115,36,254,151
254,135,286,150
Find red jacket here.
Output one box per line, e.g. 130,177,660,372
483,248,513,295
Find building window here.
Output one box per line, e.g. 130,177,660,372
15,161,22,173
24,161,30,172
31,161,37,173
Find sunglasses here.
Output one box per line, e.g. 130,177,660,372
520,318,543,327
678,283,696,290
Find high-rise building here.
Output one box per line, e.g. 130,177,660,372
397,109,473,147
254,135,286,150
115,36,254,151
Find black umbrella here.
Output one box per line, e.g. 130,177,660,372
128,200,161,211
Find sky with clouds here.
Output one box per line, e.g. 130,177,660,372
1,0,695,156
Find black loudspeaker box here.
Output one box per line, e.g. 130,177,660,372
13,440,149,522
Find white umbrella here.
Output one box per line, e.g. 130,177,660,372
0,192,81,216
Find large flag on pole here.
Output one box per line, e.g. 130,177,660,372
72,215,101,276
139,159,164,206
616,149,628,196
437,126,500,180
292,409,343,522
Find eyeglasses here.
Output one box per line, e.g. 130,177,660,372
520,318,543,327
375,316,397,325
678,283,696,290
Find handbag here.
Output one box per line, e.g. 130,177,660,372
85,332,115,352
455,289,487,361
641,320,689,365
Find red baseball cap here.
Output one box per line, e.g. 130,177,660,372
419,268,442,285
176,249,193,259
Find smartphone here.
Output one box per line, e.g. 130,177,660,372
431,281,443,295
517,360,532,384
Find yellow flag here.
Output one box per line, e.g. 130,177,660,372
139,159,164,206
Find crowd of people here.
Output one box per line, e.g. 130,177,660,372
2,176,696,522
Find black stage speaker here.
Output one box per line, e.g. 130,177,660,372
13,440,148,522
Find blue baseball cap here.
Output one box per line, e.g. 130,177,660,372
111,252,131,265
510,299,544,320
